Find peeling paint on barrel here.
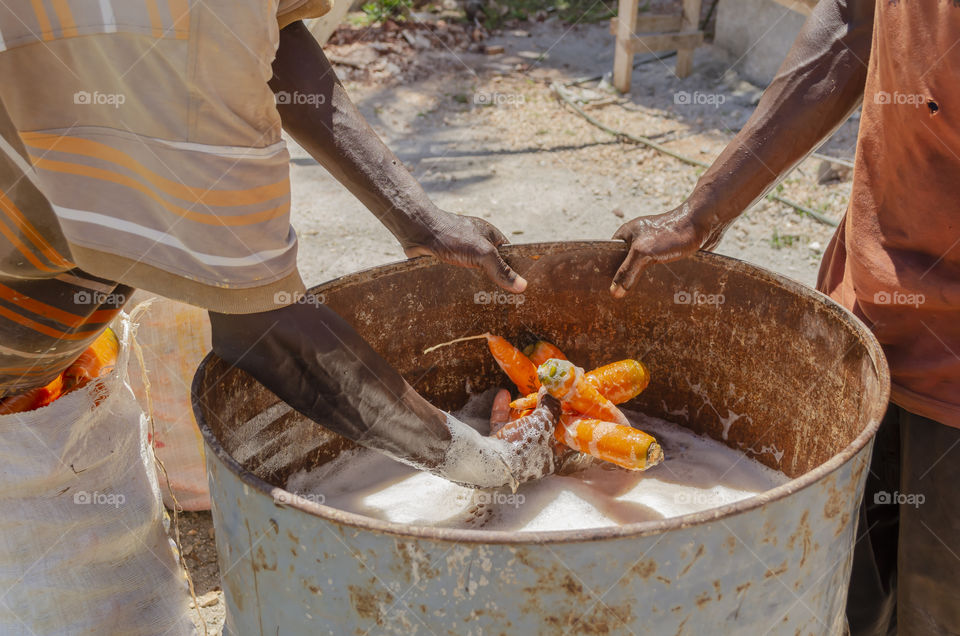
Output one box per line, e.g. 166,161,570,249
194,243,889,636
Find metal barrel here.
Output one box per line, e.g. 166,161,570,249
193,242,889,635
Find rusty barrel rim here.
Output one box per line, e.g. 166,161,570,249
193,241,890,545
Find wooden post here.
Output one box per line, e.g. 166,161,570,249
612,0,640,93
674,0,702,78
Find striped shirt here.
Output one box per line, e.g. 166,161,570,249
0,0,335,313
0,0,330,395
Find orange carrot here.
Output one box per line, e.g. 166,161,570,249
556,413,663,471
511,359,650,411
62,328,119,394
424,333,539,394
537,358,629,426
510,407,534,421
0,328,118,416
584,359,650,404
489,388,512,435
509,393,537,411
523,341,567,367
487,334,539,394
0,374,63,415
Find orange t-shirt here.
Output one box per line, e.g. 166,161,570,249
818,0,960,427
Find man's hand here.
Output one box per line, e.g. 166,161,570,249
270,23,524,294
210,301,561,490
607,0,874,297
609,205,715,298
490,392,563,484
402,209,526,293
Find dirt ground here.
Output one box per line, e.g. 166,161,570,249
178,15,858,634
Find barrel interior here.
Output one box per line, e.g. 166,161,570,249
195,242,886,496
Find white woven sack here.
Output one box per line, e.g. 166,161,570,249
0,314,195,635
126,292,211,512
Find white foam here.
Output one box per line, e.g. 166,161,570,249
285,396,790,532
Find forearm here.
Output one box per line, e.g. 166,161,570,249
270,21,437,248
207,302,521,488
686,0,874,235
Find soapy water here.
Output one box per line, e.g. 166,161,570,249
285,391,790,532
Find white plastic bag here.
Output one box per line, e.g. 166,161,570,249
127,292,211,511
0,314,195,636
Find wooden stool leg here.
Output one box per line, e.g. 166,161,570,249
612,0,640,93
674,0,701,78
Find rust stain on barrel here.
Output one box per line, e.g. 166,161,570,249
678,545,705,578
253,545,277,572
836,511,851,536
561,573,583,596
348,584,392,625
630,559,657,579
695,591,712,608
788,511,812,567
823,481,843,519
765,560,789,579
724,535,736,554
545,603,633,635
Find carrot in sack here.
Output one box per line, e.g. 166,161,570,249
556,413,663,471
0,327,118,415
62,328,119,394
0,374,63,415
523,341,567,367
537,358,629,426
424,333,539,394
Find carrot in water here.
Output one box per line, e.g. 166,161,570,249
584,359,649,404
510,359,650,411
424,333,539,394
523,341,567,367
489,388,512,435
556,413,663,471
537,358,629,426
510,407,534,421
509,393,539,411
487,334,540,394
62,328,119,393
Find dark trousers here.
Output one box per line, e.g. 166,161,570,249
847,404,960,636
